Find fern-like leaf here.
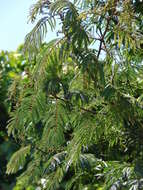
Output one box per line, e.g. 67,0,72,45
6,145,31,174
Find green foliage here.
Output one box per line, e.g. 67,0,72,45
6,0,143,190
0,48,28,189
7,145,31,174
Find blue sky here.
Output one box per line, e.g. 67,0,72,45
0,0,57,51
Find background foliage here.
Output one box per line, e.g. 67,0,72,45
0,47,28,189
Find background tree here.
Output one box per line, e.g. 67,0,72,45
6,0,143,189
0,47,28,190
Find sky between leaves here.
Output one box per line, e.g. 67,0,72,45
0,0,57,51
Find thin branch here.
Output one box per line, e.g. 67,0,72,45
97,18,110,59
49,95,97,115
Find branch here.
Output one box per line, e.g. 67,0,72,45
49,95,97,115
97,18,110,59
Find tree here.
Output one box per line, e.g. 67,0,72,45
7,0,143,189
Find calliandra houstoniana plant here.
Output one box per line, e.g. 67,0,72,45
7,0,143,189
